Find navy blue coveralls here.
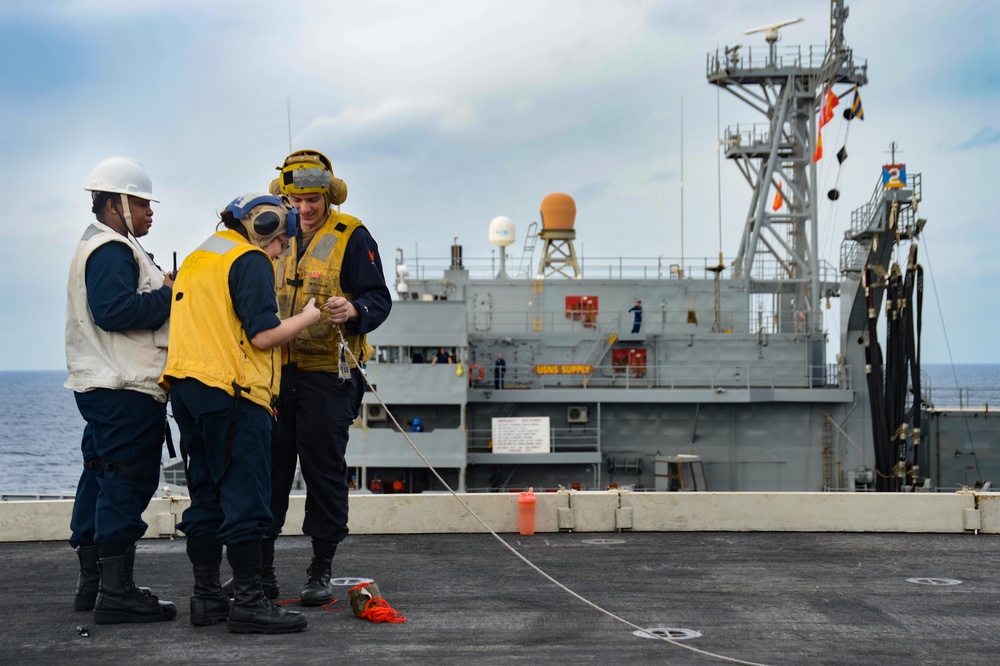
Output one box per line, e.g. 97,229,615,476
172,252,282,546
629,303,643,334
268,227,391,545
70,242,172,549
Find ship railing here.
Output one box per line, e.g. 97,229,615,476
578,256,739,281
475,306,827,336
465,485,613,493
402,255,739,281
466,427,599,454
723,123,773,151
922,385,999,409
745,255,840,286
0,492,77,501
848,172,923,238
477,362,848,391
706,43,830,75
839,237,865,274
841,172,924,274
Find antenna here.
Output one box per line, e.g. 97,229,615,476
724,44,743,66
286,95,292,152
680,95,685,278
715,86,722,256
884,141,902,163
745,17,804,65
744,17,804,41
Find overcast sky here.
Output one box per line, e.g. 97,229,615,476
1,0,996,371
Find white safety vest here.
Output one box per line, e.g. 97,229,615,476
65,221,170,402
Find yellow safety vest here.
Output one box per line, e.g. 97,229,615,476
275,211,373,371
161,229,279,410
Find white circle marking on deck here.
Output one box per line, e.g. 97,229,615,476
329,577,375,586
633,627,702,641
905,577,962,586
581,538,627,545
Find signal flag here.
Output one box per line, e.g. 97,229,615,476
812,131,823,163
772,183,784,211
848,86,864,121
820,88,839,128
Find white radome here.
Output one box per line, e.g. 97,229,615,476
488,216,516,248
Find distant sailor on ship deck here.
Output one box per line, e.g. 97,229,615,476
629,299,643,334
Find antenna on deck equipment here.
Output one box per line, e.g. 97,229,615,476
744,17,804,64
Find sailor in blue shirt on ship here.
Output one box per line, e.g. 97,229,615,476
65,157,176,624
263,149,392,607
161,193,321,634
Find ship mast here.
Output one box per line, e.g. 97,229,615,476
706,0,866,336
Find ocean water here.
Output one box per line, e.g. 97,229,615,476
0,366,997,495
0,371,87,496
0,371,179,496
921,364,1000,408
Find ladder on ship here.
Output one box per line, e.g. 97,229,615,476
516,221,539,278
583,322,622,383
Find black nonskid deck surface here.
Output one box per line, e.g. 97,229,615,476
0,532,996,665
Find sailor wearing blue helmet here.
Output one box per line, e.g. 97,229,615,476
160,193,320,634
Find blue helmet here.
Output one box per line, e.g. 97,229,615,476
224,192,299,248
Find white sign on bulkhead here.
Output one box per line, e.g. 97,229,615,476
491,417,551,454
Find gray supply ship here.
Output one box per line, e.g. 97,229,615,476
346,0,998,496
6,7,1000,662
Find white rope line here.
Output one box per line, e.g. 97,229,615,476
341,335,770,666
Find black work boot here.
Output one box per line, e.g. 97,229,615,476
94,543,176,624
228,569,308,634
222,538,278,599
300,540,337,607
78,544,150,609
260,538,279,598
190,564,230,626
187,534,229,626
226,540,306,634
74,545,100,611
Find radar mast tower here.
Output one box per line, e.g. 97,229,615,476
707,0,866,341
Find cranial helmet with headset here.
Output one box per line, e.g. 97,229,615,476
224,193,299,249
269,149,348,205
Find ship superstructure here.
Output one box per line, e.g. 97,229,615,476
348,1,823,493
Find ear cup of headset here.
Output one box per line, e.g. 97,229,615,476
252,210,282,236
330,176,347,205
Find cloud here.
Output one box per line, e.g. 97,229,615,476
954,127,1000,151
645,169,679,185
573,181,612,205
1,0,998,369
304,0,652,98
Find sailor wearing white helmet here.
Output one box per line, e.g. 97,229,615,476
65,156,176,624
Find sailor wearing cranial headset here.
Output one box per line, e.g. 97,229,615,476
160,193,322,634
264,149,392,608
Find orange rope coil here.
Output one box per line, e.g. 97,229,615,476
349,582,406,624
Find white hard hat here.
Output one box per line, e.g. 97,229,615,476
84,157,158,202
